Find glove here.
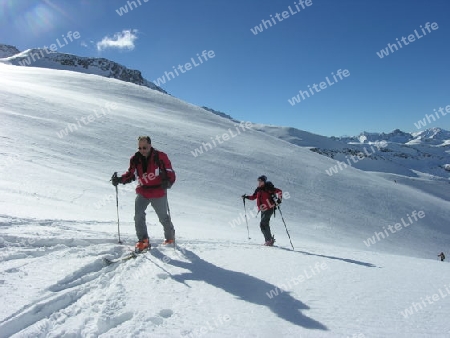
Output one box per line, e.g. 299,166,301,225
161,179,172,189
271,194,281,205
241,194,247,199
111,173,122,186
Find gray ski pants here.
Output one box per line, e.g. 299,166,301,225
134,193,175,241
260,208,274,242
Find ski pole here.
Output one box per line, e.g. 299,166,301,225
166,191,176,252
115,183,122,244
111,172,122,244
242,197,251,240
277,206,294,250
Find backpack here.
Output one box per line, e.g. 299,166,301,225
134,149,172,189
264,181,282,205
153,150,172,189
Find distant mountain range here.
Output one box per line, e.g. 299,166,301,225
191,96,449,178
0,44,166,94
253,125,450,178
201,105,450,178
334,128,450,146
0,44,20,58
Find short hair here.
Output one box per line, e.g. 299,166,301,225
138,136,151,144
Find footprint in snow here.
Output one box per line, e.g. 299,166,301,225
159,309,173,318
148,309,173,326
157,273,169,280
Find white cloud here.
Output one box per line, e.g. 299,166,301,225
96,29,138,51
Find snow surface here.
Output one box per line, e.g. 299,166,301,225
1,63,450,337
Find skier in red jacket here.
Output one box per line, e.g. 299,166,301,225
242,175,282,246
112,136,176,252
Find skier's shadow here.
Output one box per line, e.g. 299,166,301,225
276,247,377,268
152,248,328,330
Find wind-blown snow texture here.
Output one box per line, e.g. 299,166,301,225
1,63,450,337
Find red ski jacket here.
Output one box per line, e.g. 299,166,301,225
121,148,176,199
247,184,282,211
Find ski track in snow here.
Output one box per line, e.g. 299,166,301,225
0,238,176,337
1,217,450,337
0,217,200,337
0,220,313,337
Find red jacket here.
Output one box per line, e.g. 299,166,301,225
247,184,282,211
121,148,176,198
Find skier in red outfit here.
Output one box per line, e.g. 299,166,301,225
242,175,282,246
112,136,176,252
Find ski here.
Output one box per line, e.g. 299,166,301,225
103,253,136,266
103,248,149,266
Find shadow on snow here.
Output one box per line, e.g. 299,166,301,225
276,246,377,268
151,248,328,330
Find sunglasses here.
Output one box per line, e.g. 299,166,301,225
138,146,148,150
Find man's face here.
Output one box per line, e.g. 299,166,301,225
138,139,151,157
258,179,265,188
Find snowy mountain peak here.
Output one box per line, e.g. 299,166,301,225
0,44,166,94
0,44,20,58
411,127,450,140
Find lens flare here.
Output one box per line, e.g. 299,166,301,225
0,0,73,38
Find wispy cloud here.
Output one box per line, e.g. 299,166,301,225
96,29,138,51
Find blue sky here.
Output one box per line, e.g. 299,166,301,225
1,0,449,137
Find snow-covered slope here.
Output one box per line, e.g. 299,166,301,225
201,106,239,123
1,63,450,337
0,45,166,94
252,124,346,149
